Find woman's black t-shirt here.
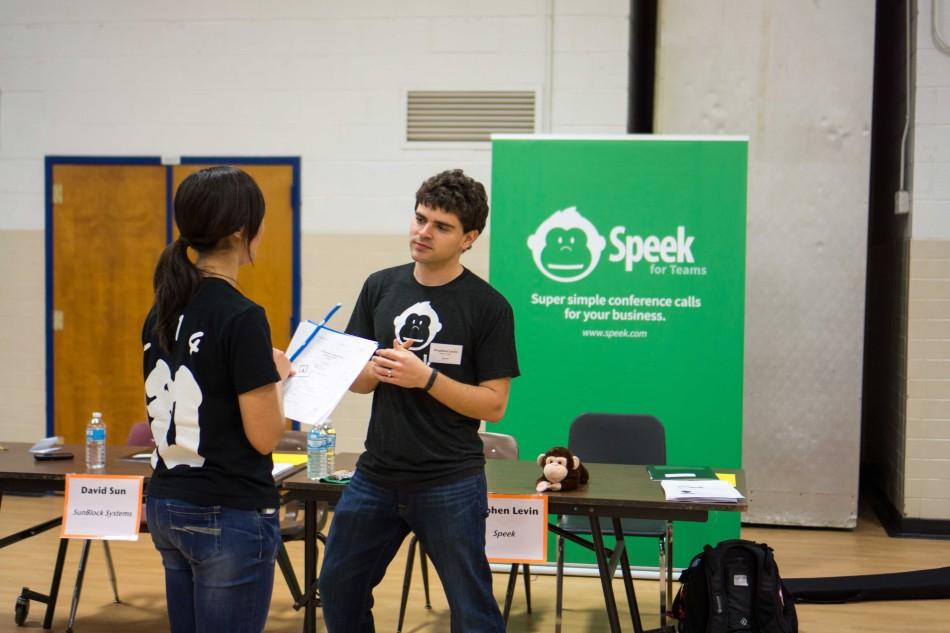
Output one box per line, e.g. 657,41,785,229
142,278,281,509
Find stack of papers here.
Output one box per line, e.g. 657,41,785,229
660,479,745,503
30,436,64,454
282,319,378,428
272,452,309,480
272,462,298,480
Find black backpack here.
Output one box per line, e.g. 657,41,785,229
671,539,798,633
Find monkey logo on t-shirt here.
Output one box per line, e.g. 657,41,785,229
393,301,443,351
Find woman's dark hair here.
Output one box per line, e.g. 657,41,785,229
152,165,265,352
415,169,489,234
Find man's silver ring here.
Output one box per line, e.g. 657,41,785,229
388,369,393,378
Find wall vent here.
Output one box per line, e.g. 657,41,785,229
406,90,535,142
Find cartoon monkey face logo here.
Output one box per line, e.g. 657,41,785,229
527,207,606,282
393,301,443,351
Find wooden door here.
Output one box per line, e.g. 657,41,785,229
51,164,166,444
172,164,295,349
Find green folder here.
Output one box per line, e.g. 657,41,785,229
647,465,718,481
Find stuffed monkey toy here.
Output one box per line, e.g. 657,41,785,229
536,447,589,492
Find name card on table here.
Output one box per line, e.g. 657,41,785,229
485,493,548,564
61,474,145,541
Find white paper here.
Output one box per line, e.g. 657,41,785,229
485,494,549,564
660,479,744,503
62,474,144,541
31,436,64,453
283,322,378,427
272,462,297,480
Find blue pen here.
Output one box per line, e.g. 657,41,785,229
289,303,342,362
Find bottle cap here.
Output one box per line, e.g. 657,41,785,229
92,411,102,418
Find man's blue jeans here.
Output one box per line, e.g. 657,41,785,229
320,470,506,633
146,496,280,633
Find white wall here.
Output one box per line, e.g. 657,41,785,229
0,1,629,233
0,1,629,442
913,0,950,238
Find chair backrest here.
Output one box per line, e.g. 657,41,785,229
275,430,308,452
126,421,155,447
479,431,519,460
568,413,665,466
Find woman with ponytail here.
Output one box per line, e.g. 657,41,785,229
142,165,293,633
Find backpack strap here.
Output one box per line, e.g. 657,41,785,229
702,543,729,633
750,543,796,633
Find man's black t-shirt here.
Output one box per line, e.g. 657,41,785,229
346,264,520,488
142,278,281,510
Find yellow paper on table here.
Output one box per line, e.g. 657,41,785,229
715,472,737,486
274,452,308,466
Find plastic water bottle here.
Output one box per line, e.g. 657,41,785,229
307,423,329,480
324,420,336,475
85,411,106,470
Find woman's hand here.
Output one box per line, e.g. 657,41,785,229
273,348,295,382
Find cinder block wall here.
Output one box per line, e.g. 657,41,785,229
904,0,950,520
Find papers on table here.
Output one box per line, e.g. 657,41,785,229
272,462,298,480
30,436,64,454
273,452,308,466
660,478,745,503
282,318,378,428
271,452,309,480
122,450,153,461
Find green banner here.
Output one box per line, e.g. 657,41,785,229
489,136,748,567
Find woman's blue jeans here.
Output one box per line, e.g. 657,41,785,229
146,496,280,633
319,470,506,633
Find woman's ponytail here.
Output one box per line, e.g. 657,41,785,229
149,165,265,353
152,237,201,353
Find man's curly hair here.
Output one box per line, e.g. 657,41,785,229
415,169,489,234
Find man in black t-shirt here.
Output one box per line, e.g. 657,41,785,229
320,170,519,633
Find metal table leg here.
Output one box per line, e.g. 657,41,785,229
303,498,316,633
589,516,622,633
612,518,644,633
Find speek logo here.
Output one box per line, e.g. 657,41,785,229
527,207,606,283
528,207,701,281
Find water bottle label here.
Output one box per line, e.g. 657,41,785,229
90,428,106,441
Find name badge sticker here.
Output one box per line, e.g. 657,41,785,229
429,343,463,365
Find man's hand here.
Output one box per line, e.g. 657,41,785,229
372,338,429,389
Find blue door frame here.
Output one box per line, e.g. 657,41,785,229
44,155,301,436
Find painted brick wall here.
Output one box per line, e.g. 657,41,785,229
0,1,629,443
904,0,950,519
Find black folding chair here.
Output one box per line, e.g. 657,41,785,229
555,413,670,633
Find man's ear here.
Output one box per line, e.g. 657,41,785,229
461,229,480,252
572,455,580,470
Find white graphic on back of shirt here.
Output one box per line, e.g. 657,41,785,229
144,359,204,469
393,301,443,351
188,331,204,354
